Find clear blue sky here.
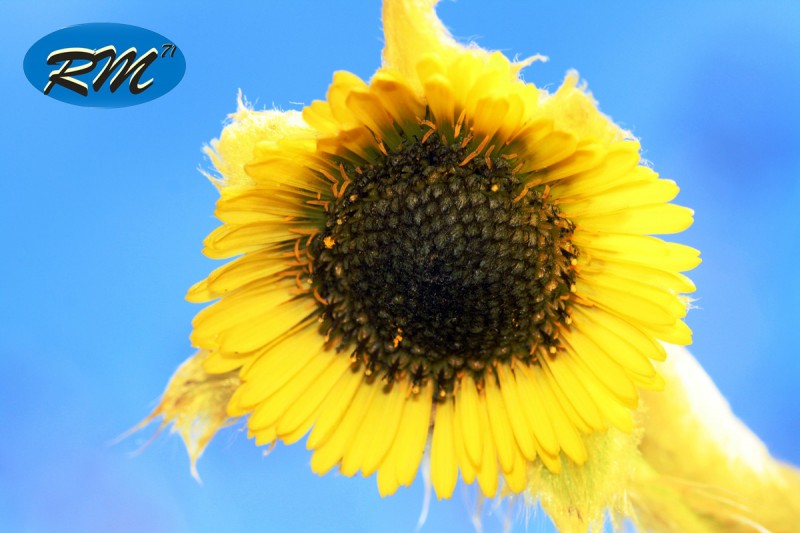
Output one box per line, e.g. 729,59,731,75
2,1,798,531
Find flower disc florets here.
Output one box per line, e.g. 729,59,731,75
311,133,577,398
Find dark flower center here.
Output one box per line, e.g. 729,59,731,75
310,133,577,397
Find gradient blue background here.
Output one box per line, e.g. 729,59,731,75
2,1,798,531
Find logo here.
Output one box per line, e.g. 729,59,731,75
24,23,185,108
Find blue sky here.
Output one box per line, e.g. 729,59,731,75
2,1,799,531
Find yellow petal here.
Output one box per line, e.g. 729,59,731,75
205,97,308,188
560,327,639,408
306,368,363,449
422,74,456,139
431,398,458,499
476,393,499,498
370,70,426,136
542,355,605,431
377,380,432,494
215,185,322,224
513,364,559,457
238,327,324,409
502,441,527,494
455,373,483,468
535,143,607,185
360,383,406,477
309,378,377,476
495,364,538,461
576,203,694,235
345,88,402,147
201,222,293,260
577,277,682,328
452,390,477,484
340,382,387,476
531,367,588,465
561,177,680,219
215,298,316,355
565,354,634,433
574,232,701,272
579,257,696,294
326,70,369,125
549,141,640,197
382,0,463,90
275,353,352,441
573,306,660,376
246,347,333,430
186,250,286,303
638,316,694,346
483,374,516,473
394,381,433,487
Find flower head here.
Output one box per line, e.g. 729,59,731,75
161,0,696,496
139,1,800,531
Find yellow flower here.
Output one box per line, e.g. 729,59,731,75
194,2,692,495
140,0,800,531
163,0,695,496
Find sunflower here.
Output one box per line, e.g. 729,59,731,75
149,0,701,502
140,2,800,530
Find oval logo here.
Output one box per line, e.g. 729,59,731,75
23,23,185,108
